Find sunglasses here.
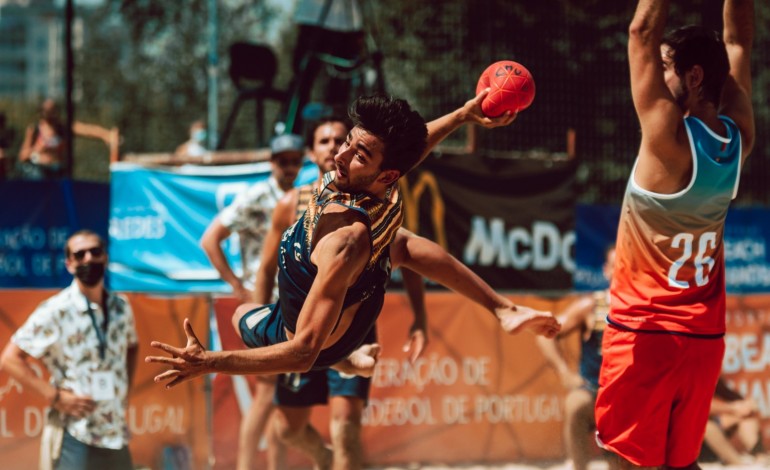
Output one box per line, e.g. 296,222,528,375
71,246,104,261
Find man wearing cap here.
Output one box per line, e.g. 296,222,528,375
201,134,305,470
201,133,305,303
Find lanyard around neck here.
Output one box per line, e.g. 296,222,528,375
84,294,109,361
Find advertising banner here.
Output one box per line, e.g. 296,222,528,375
403,154,577,291
211,293,578,466
210,292,770,466
722,295,770,452
0,180,109,289
108,162,316,293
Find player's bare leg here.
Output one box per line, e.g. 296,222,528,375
564,388,594,470
272,405,332,470
237,376,281,470
329,396,365,470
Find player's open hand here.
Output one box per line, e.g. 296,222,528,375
145,318,210,389
462,88,517,128
495,304,561,338
403,324,428,364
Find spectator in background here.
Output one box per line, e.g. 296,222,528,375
200,133,305,303
18,98,66,180
536,246,616,470
200,133,304,470
700,376,769,466
0,230,139,470
175,120,208,159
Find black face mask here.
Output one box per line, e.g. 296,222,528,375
75,262,105,287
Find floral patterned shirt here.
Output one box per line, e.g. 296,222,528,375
12,281,138,449
218,176,284,297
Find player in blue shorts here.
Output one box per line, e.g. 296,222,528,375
241,116,429,470
146,92,560,389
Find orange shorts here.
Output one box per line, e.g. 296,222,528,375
595,325,724,467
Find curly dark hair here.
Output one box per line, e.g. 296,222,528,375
662,25,729,106
348,95,427,175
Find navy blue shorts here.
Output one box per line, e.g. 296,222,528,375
238,303,287,348
274,369,371,407
274,326,376,407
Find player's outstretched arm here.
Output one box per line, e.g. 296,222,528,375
401,267,428,363
147,217,372,388
390,228,560,338
146,318,328,388
628,0,674,118
721,0,755,161
628,0,689,191
417,89,517,166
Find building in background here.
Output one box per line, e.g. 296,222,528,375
0,0,75,100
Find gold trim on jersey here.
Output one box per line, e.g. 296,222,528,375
304,172,403,267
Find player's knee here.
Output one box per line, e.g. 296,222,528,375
273,418,304,445
231,303,259,335
330,414,362,447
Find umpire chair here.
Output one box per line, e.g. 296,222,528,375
217,42,287,150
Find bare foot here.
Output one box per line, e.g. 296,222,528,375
496,304,561,338
332,343,382,378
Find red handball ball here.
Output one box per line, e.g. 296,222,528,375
475,60,536,117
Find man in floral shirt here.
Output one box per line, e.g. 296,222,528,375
0,229,139,469
200,133,305,303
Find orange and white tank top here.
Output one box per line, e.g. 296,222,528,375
609,116,742,336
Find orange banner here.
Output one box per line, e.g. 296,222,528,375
210,293,577,467
361,293,574,464
722,295,770,450
211,292,770,467
7,290,766,467
0,291,210,470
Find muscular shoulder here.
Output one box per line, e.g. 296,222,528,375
313,215,370,262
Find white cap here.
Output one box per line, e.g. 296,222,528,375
270,134,304,155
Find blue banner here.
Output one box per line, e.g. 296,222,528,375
0,180,109,288
108,161,316,293
572,204,620,292
574,204,770,294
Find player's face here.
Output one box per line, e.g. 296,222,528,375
310,122,347,173
661,45,688,110
271,151,304,191
334,126,386,193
